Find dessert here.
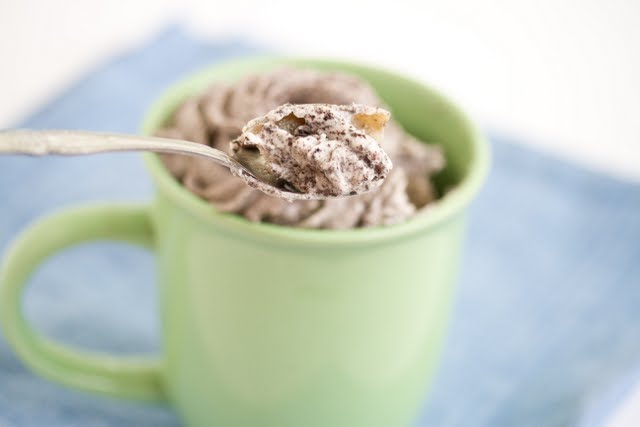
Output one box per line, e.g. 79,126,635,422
230,103,392,198
157,67,445,229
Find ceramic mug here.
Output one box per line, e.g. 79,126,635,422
0,58,489,427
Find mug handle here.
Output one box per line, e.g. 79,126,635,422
0,203,165,401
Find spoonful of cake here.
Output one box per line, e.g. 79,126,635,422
0,103,392,201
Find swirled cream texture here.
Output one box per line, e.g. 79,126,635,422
231,103,392,197
157,67,445,229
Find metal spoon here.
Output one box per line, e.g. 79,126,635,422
0,129,322,201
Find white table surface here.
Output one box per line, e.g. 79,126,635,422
1,1,639,425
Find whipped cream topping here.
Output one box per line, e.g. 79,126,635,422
157,67,445,229
230,103,392,198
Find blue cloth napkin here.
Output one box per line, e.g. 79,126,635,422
1,27,639,427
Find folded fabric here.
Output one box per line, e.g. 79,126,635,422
0,27,639,427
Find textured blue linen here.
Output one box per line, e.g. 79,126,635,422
0,27,639,427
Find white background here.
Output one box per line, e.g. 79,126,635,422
1,1,639,425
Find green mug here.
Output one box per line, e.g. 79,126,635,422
0,58,489,427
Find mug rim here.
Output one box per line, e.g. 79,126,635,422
141,56,490,247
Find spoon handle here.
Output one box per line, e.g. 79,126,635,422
0,129,316,201
0,129,238,169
